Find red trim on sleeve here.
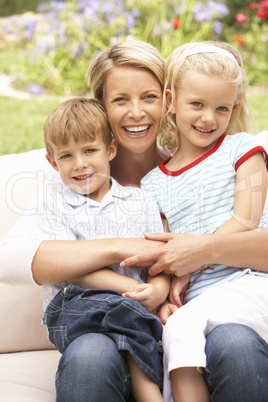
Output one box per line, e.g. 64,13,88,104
160,212,167,220
235,146,268,171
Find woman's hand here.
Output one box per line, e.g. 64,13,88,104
120,232,213,277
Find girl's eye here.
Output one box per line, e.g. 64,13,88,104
217,106,228,112
192,101,202,107
145,94,157,100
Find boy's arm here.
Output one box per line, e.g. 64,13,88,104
70,268,140,293
216,152,267,234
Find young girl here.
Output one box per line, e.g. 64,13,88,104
140,41,268,401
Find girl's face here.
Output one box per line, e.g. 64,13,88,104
104,65,163,154
167,71,237,154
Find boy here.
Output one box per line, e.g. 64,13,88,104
40,98,169,402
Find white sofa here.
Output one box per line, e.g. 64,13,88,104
0,131,268,401
0,149,60,402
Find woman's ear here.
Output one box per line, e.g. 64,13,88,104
46,154,59,172
108,138,117,162
165,89,176,114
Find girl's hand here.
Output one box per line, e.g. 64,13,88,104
158,301,178,325
169,274,191,307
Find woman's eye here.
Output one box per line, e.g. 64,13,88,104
113,97,126,103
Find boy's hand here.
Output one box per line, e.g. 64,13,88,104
122,283,161,313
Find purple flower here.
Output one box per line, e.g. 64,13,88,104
27,82,44,95
213,20,223,35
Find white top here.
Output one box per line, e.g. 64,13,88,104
37,176,163,312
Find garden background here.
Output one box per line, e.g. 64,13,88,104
0,0,267,155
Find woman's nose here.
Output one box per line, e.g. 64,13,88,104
128,101,145,119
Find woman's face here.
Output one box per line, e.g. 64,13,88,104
103,65,163,154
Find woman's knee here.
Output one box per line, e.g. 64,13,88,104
204,323,268,402
56,333,131,402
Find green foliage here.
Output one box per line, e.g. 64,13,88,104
0,0,40,16
0,0,267,94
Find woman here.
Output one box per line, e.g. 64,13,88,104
1,40,267,401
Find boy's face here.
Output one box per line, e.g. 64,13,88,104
46,136,117,202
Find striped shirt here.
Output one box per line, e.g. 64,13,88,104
141,133,268,302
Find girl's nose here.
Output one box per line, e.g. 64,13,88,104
201,109,215,123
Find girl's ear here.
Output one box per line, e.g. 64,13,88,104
233,103,239,110
108,138,117,162
165,89,176,114
46,154,59,172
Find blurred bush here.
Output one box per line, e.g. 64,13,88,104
0,0,267,95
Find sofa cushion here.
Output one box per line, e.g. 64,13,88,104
0,283,55,353
0,350,60,401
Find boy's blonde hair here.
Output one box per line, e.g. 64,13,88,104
162,41,250,151
86,40,165,101
44,98,112,157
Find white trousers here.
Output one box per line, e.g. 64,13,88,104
162,274,268,402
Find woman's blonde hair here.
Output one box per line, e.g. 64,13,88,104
86,40,165,100
44,98,112,157
162,41,250,151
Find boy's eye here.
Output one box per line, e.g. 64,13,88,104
61,154,71,159
192,101,202,107
86,148,96,153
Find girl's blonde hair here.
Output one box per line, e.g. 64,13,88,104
86,40,165,100
162,41,250,151
44,98,112,157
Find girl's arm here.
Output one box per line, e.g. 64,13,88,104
216,152,267,234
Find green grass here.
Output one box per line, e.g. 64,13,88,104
0,96,62,155
0,90,267,156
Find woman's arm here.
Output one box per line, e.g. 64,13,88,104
120,229,268,276
32,237,164,285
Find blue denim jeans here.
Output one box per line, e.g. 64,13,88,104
204,323,268,402
45,284,163,389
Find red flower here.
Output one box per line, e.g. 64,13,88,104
235,13,248,24
248,2,258,10
234,33,245,45
257,8,268,18
259,0,268,9
172,19,181,29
